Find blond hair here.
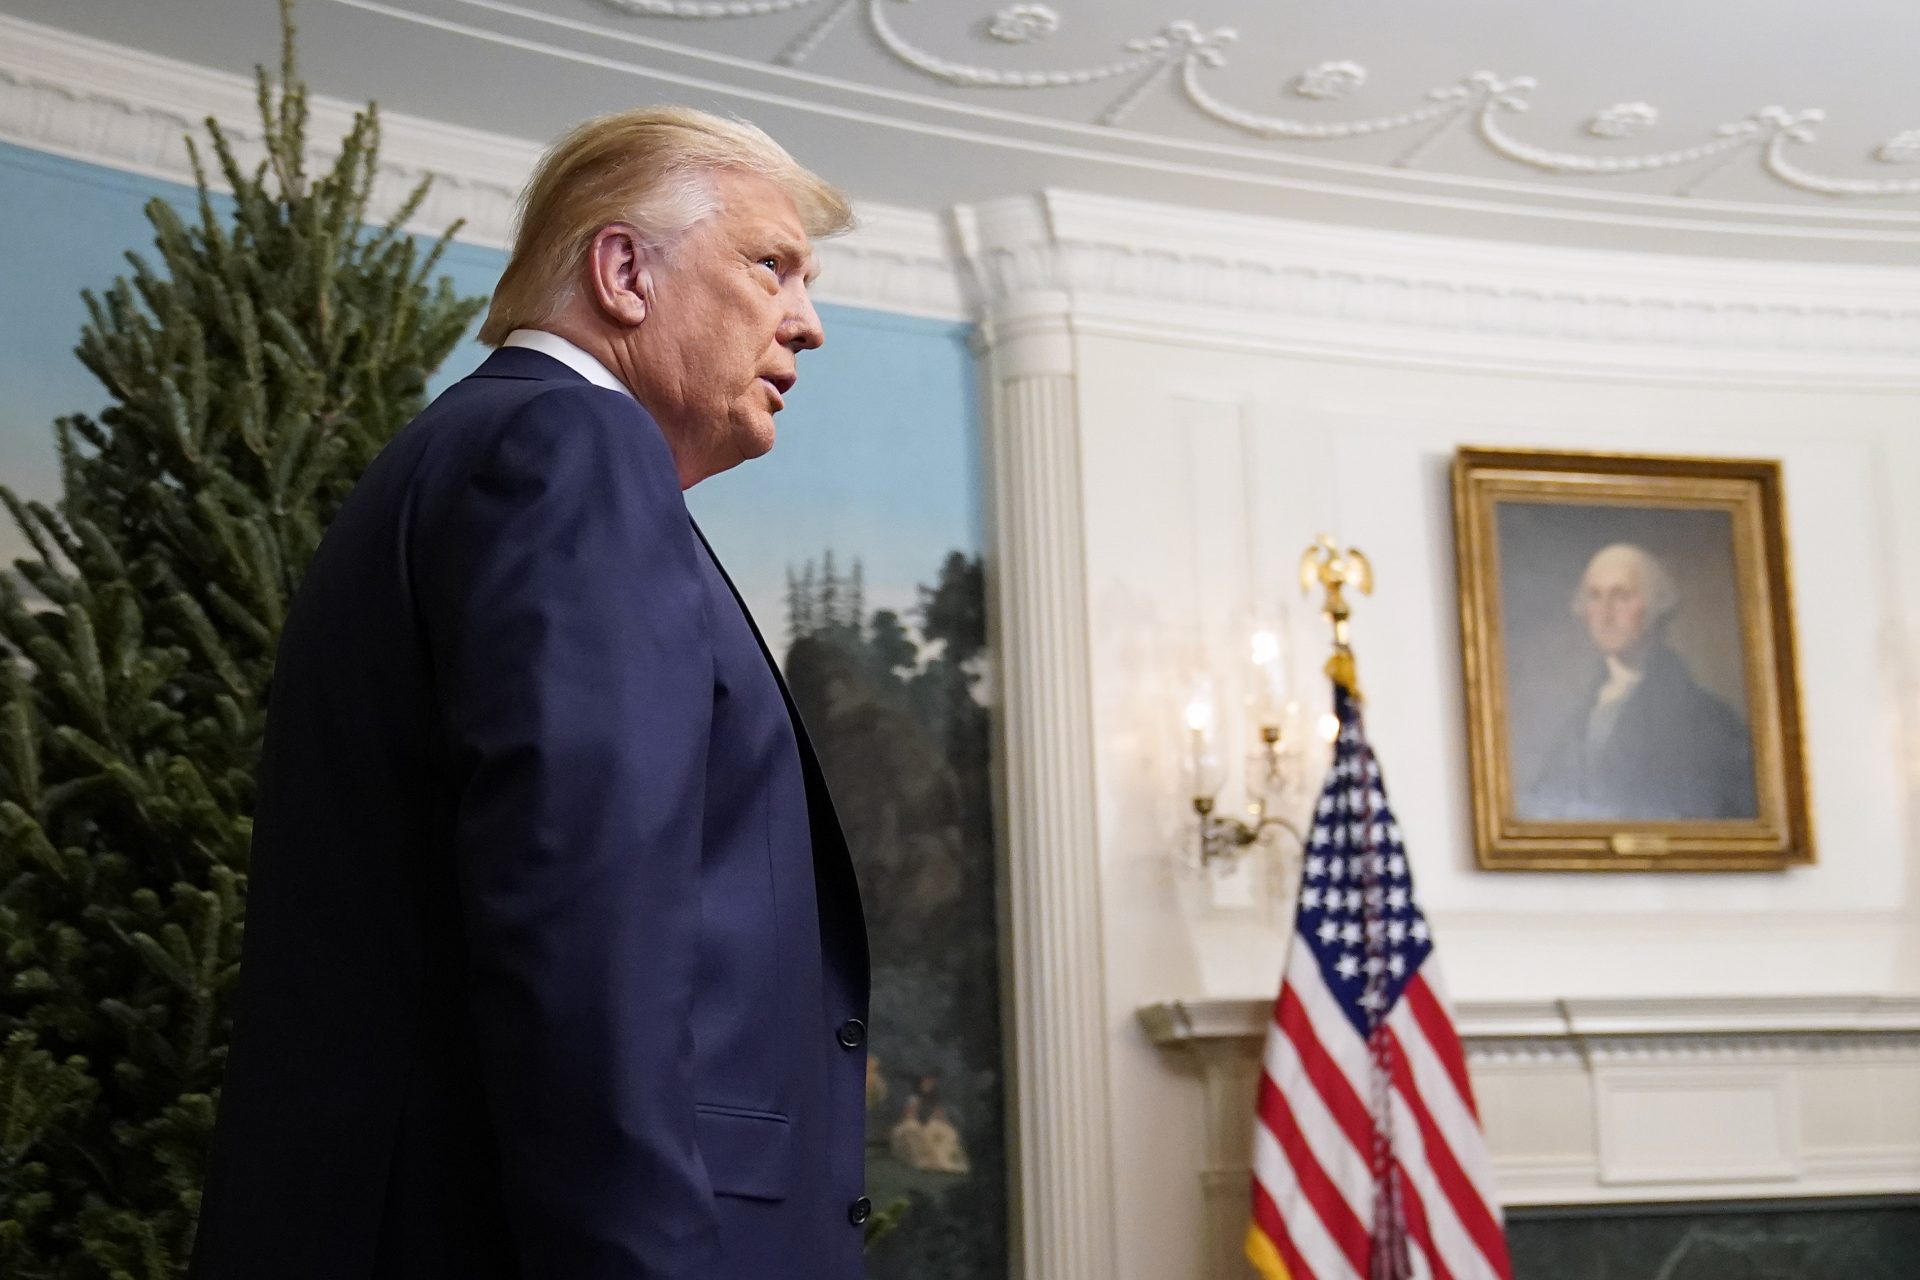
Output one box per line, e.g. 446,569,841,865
479,107,853,345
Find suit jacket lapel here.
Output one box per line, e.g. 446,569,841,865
688,517,870,996
688,520,848,830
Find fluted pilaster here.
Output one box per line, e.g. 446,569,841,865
960,188,1117,1278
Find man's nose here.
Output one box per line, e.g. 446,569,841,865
783,289,825,352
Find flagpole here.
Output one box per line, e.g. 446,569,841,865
1299,535,1416,1280
1247,538,1513,1280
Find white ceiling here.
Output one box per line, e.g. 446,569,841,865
9,0,1920,259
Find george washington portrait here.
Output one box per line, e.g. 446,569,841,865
1515,540,1757,821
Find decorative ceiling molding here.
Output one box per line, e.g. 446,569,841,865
0,13,967,320
10,10,1920,368
588,0,1920,203
954,190,1920,383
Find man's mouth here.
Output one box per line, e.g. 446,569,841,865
760,373,795,410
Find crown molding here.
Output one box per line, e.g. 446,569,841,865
10,12,1920,362
955,190,1920,384
0,13,967,321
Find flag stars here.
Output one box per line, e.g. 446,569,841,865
1388,954,1407,978
1410,918,1431,943
1387,854,1406,878
1386,886,1408,912
1340,922,1362,946
1335,953,1361,981
1305,854,1327,878
1387,920,1407,945
1318,919,1340,945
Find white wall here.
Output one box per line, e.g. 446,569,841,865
963,190,1920,1280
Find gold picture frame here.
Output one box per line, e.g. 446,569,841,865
1451,448,1811,871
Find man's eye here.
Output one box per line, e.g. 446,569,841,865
757,257,780,273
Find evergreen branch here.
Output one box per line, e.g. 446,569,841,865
166,596,248,698
0,803,66,882
12,564,74,610
0,491,60,576
381,171,432,249
183,135,222,259
57,606,111,743
200,585,271,658
0,664,41,812
410,220,467,291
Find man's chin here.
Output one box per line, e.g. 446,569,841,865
738,415,778,460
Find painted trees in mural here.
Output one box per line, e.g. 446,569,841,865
0,11,481,1274
784,551,1008,1280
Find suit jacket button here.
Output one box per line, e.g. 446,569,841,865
836,1018,867,1049
848,1196,872,1226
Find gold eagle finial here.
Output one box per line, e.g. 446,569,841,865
1299,535,1373,697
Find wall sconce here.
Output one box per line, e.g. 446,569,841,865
1184,616,1309,870
1182,536,1372,878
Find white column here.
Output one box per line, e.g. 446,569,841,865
963,195,1118,1280
991,356,1117,1280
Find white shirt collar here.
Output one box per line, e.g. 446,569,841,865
501,328,634,400
1595,654,1645,707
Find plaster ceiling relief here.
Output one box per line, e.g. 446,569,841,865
8,0,1920,260
561,0,1920,202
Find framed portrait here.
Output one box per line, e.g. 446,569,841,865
1450,448,1812,871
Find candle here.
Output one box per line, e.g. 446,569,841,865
1248,613,1294,734
1184,674,1224,800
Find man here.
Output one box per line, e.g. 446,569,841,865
189,108,870,1279
1521,542,1756,822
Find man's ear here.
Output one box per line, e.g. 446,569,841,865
586,223,654,329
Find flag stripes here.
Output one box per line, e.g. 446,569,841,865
1247,684,1511,1280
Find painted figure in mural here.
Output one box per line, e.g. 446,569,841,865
1521,542,1757,822
190,108,872,1280
890,1075,973,1176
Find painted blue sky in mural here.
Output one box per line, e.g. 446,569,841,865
0,142,980,646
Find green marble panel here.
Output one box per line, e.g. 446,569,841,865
1506,1198,1920,1280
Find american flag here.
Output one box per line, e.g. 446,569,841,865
1247,684,1511,1280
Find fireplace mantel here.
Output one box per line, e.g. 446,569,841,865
1139,994,1920,1278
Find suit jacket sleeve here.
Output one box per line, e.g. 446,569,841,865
418,384,719,1278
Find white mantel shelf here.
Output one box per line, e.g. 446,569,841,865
1138,992,1920,1274
1139,994,1920,1046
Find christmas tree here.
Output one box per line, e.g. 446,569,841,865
0,4,484,1273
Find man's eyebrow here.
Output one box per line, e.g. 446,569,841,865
759,229,815,275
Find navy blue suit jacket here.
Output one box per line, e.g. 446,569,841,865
189,347,870,1279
